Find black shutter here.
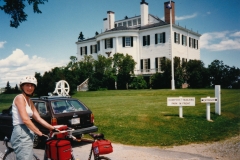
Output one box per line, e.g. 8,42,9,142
155,58,158,69
143,36,146,46
189,37,191,47
140,59,143,70
131,37,133,47
95,44,97,53
148,59,150,70
182,35,183,45
110,38,113,48
80,47,82,55
178,34,180,44
196,40,198,49
122,37,125,47
90,45,92,54
155,34,157,44
163,32,166,43
85,46,87,55
147,35,150,45
174,32,176,43
105,39,107,49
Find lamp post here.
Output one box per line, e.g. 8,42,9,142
169,0,175,90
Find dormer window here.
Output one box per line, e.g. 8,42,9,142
128,20,132,26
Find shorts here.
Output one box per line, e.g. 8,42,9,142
10,124,34,160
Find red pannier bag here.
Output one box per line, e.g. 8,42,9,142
92,139,113,155
51,125,68,139
46,140,71,160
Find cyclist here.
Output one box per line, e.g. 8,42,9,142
10,76,56,160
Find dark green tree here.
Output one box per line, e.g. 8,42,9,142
4,81,12,94
129,76,147,89
0,0,48,28
95,31,99,36
112,53,136,89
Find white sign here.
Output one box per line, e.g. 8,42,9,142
201,98,217,103
167,97,195,106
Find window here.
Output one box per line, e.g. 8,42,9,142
189,37,192,47
143,35,150,46
37,102,47,115
155,57,165,72
155,32,166,44
122,37,133,47
138,18,141,24
128,20,132,26
182,35,187,46
133,19,137,26
174,32,180,44
123,22,127,27
80,46,87,55
91,45,97,54
118,23,122,26
140,59,150,72
105,38,113,49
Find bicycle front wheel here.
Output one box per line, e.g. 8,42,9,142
98,156,111,160
3,151,16,160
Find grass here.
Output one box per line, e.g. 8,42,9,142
1,89,239,147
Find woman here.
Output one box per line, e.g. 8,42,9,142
10,76,55,160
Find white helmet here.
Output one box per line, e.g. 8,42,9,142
20,76,37,87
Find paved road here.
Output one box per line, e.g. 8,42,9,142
0,140,214,160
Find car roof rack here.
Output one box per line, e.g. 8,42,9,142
40,95,71,99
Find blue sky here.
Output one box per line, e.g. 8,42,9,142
0,0,240,88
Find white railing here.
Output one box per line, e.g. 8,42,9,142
77,78,89,91
134,69,163,75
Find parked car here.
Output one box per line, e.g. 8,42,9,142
0,95,98,147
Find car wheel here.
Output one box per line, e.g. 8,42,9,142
33,134,39,148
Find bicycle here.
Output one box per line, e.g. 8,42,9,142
2,125,112,160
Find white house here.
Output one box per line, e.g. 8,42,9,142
76,0,201,76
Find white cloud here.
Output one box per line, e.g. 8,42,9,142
0,41,7,48
200,31,240,51
25,44,31,47
176,13,197,21
0,49,68,88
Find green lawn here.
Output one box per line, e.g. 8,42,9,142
1,89,239,147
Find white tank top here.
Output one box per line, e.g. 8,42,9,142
12,94,33,126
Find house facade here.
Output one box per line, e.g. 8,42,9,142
76,0,201,76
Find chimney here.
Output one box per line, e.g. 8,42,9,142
140,0,149,26
103,11,115,31
164,1,175,24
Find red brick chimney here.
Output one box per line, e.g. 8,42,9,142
164,1,175,24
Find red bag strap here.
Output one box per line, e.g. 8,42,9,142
55,140,61,160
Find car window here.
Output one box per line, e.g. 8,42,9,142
51,100,87,114
38,102,47,115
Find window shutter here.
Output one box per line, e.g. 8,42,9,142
174,32,176,43
155,58,158,69
163,32,166,43
196,40,198,49
80,47,82,55
155,34,157,44
90,45,92,54
131,36,133,47
95,44,97,53
85,46,87,55
105,39,107,49
147,35,150,45
122,37,125,47
140,59,143,70
178,34,180,44
143,36,146,46
110,38,113,48
148,58,150,69
182,35,184,45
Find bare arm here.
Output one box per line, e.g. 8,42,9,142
15,96,54,136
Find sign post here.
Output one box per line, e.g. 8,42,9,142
215,85,221,115
201,97,218,121
167,97,195,118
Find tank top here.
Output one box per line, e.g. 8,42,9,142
12,94,33,126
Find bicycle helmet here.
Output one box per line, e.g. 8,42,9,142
19,76,37,87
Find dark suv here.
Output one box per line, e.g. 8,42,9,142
0,96,98,147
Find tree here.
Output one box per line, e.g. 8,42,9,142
95,31,99,36
78,32,85,41
129,76,147,89
4,81,12,94
112,53,136,89
0,0,48,28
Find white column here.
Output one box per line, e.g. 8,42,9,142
115,37,118,53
